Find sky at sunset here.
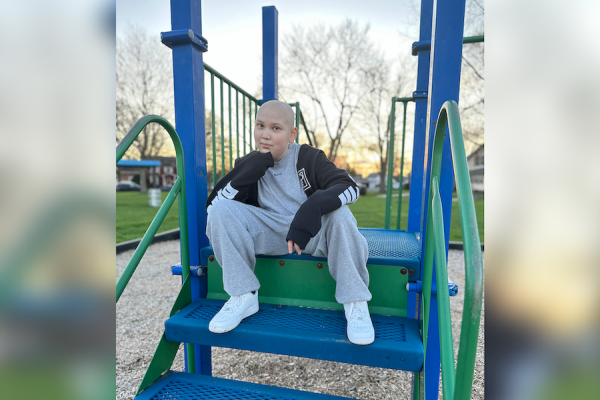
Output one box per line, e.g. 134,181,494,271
117,1,421,177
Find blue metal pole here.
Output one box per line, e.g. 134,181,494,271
420,0,467,399
262,6,278,102
405,1,434,397
406,0,434,326
164,0,212,376
407,0,433,237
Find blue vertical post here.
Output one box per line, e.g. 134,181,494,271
262,6,278,102
420,0,467,399
405,1,434,397
407,0,433,238
163,0,212,375
406,0,434,324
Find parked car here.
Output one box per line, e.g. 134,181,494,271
116,181,141,191
358,184,367,196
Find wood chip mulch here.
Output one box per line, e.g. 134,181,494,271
117,241,484,399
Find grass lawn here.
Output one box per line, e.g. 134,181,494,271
117,190,484,243
116,191,180,243
348,191,484,242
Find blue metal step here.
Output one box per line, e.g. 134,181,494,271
199,228,422,280
165,298,423,372
135,371,355,400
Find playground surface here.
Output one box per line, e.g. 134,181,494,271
116,240,484,400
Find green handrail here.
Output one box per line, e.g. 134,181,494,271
203,64,308,181
204,62,260,104
298,106,313,147
421,101,483,400
204,63,261,182
432,176,456,399
249,99,254,152
220,78,225,179
385,97,414,229
115,114,195,372
462,35,484,44
229,85,233,170
210,72,217,186
289,102,311,146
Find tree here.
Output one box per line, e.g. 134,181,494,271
459,0,485,154
405,0,484,154
355,53,416,192
280,19,381,164
116,25,174,159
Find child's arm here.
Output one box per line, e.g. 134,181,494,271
286,150,359,250
206,151,274,210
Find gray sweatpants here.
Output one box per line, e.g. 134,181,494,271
206,200,372,304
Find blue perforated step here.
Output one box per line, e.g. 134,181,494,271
359,228,421,261
200,228,422,279
165,298,423,372
135,371,355,400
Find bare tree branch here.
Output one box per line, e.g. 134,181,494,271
280,19,379,163
462,55,485,81
116,24,174,159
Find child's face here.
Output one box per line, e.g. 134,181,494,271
254,102,298,162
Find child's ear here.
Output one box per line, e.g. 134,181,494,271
290,127,298,143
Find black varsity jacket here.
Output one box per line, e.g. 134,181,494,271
206,144,360,249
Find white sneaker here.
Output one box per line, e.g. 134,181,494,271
344,301,375,345
208,291,259,333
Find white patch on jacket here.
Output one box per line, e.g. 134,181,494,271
298,168,311,191
338,185,359,206
208,182,239,211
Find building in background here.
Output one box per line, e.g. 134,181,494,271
116,157,178,189
146,156,178,188
467,144,484,192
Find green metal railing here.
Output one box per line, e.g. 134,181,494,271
419,101,484,400
115,115,196,390
384,97,414,229
204,64,310,188
413,35,484,56
205,62,261,187
387,35,484,229
288,102,313,145
294,102,313,147
290,102,300,143
462,35,484,44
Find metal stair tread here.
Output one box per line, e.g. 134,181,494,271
200,228,421,268
165,298,423,372
135,371,357,400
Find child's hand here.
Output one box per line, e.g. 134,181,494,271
287,240,301,255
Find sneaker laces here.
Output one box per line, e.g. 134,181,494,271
222,292,250,313
349,302,367,322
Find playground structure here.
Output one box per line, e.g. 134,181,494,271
116,1,483,399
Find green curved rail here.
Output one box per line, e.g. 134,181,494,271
385,96,414,229
421,101,484,400
116,115,191,301
115,115,195,381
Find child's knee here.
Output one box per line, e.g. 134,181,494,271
207,199,236,219
325,206,356,226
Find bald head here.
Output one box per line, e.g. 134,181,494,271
254,100,298,162
257,100,295,131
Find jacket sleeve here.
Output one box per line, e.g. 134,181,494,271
206,151,274,210
286,150,360,249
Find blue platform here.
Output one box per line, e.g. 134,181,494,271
199,228,422,280
135,371,356,400
165,298,424,372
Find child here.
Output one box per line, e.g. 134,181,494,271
205,100,374,345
